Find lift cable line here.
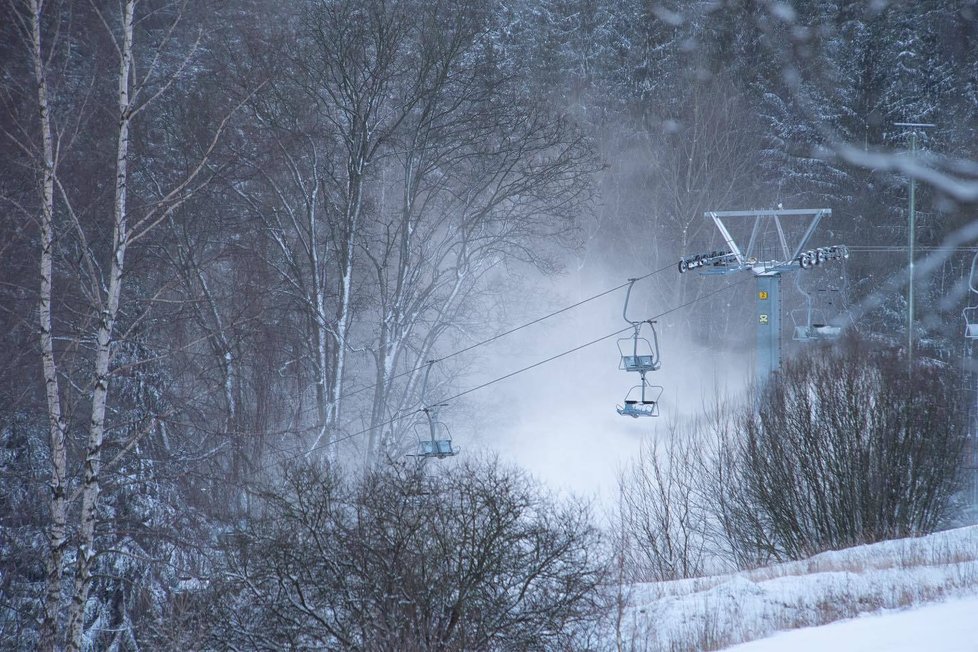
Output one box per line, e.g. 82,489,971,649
843,219,978,341
253,262,681,442
848,245,978,252
298,260,681,418
266,274,752,467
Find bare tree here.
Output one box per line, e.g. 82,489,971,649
223,0,435,459
361,0,596,460
221,0,596,464
4,1,234,647
210,458,607,651
616,428,710,581
733,337,967,561
698,395,782,569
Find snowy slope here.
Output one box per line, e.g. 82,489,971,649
721,595,978,652
616,525,978,652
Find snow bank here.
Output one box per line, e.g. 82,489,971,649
615,525,978,651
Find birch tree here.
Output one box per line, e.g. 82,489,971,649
221,0,428,460
15,3,68,647
354,0,597,460
4,1,232,647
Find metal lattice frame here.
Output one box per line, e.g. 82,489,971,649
679,208,847,389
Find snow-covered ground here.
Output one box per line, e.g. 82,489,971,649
721,595,978,652
616,525,978,651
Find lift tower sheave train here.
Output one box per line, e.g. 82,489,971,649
678,208,848,388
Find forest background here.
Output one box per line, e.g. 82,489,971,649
2,0,978,649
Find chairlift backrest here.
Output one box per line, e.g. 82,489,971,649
417,439,455,458
966,254,978,340
965,307,978,340
618,334,660,372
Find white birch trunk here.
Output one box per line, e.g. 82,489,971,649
366,327,392,461
323,156,364,461
311,288,332,451
306,177,335,457
65,2,135,648
30,2,69,649
328,244,353,460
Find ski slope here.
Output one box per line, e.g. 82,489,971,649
722,595,978,651
617,525,978,651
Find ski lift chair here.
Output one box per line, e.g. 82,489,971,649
616,378,662,418
967,254,978,339
791,272,842,342
791,308,841,342
408,405,457,460
617,327,661,373
616,279,664,417
965,307,978,339
618,282,662,372
407,363,458,461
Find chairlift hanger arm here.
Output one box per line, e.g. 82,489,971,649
622,278,645,325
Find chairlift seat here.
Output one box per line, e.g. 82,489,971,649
794,324,841,341
617,381,662,418
793,325,814,342
617,402,658,418
417,439,456,458
812,324,841,339
621,354,659,373
967,323,978,339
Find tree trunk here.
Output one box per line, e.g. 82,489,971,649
65,2,134,648
30,1,69,648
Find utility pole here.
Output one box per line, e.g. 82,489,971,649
894,122,935,372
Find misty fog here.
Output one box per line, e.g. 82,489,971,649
3,0,978,648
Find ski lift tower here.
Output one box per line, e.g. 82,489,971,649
679,208,848,389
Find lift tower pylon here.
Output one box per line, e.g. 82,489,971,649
679,208,847,389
